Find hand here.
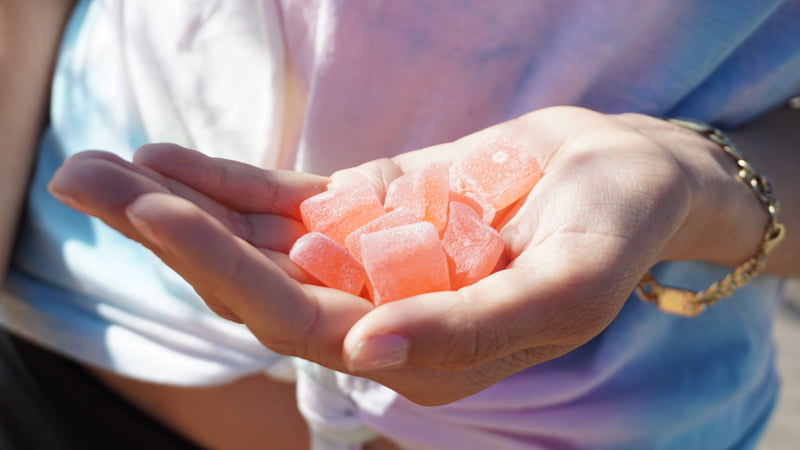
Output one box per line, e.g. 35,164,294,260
48,107,764,405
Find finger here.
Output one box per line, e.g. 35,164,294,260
125,192,374,369
49,151,305,252
133,143,329,219
327,138,478,194
389,116,559,173
325,125,532,193
49,152,175,239
328,157,404,199
195,251,321,321
342,258,632,374
327,118,558,206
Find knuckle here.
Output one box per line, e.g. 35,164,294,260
255,168,281,212
439,310,510,370
463,360,509,391
330,158,402,199
226,208,256,242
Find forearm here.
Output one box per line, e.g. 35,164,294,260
0,0,74,283
727,103,800,277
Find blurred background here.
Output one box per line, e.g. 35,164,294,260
761,280,800,449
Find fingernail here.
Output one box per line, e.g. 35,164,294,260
50,192,90,215
126,208,164,249
348,334,409,372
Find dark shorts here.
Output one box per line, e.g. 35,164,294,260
0,329,198,450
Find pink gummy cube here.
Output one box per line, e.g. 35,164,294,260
289,232,366,295
442,202,505,289
345,207,420,263
299,180,385,245
384,163,450,231
450,135,542,210
360,222,450,305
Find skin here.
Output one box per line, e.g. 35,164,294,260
48,105,800,407
4,2,798,447
0,0,74,285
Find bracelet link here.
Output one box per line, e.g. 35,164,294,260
635,273,706,317
635,118,786,317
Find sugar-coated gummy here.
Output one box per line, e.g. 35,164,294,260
299,180,385,245
289,232,366,295
292,136,542,304
442,202,505,289
360,222,450,305
449,135,542,210
384,163,450,231
345,207,420,263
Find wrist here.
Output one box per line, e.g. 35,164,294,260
634,117,785,315
652,118,770,266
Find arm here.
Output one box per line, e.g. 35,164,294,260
727,103,800,276
0,0,75,284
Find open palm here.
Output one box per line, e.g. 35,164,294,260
49,106,739,405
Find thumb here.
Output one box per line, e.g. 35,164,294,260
341,268,564,373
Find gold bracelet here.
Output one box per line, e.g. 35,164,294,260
635,118,786,317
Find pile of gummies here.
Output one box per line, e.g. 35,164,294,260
289,136,542,305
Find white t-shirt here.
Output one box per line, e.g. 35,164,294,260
4,0,799,448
